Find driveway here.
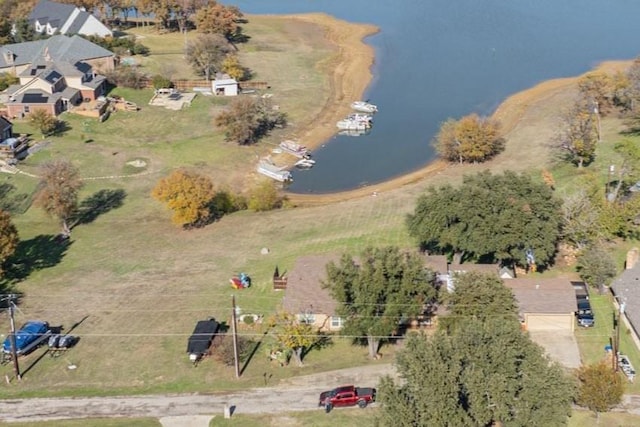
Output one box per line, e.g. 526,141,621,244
0,364,397,423
528,330,582,369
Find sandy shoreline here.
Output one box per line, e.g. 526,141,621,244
279,14,633,205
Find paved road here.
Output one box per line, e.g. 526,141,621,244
0,364,397,423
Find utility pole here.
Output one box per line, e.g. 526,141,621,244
8,295,21,381
231,295,240,378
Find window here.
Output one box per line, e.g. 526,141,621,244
330,316,343,328
24,106,30,113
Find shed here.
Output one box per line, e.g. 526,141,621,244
503,278,576,332
212,78,238,96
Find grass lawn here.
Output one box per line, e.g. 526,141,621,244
569,410,640,427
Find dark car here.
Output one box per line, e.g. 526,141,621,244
576,299,592,315
577,312,595,327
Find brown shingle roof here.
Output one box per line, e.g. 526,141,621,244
424,255,448,274
282,254,340,316
503,278,576,314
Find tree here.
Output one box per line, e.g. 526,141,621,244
576,244,617,294
577,71,614,116
576,361,625,419
607,139,640,203
29,109,59,138
185,34,232,81
34,159,83,236
561,189,602,249
267,312,316,367
151,170,216,228
444,272,517,329
324,246,437,359
407,170,562,268
214,97,286,145
0,210,19,276
378,318,574,426
195,2,244,40
554,99,599,168
247,179,281,211
433,114,505,164
221,55,246,81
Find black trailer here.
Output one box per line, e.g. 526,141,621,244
187,319,219,365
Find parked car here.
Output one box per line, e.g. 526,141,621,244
618,354,636,382
2,321,51,356
319,385,376,412
577,312,595,327
576,299,592,316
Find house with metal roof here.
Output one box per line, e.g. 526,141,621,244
611,248,640,350
1,35,114,118
29,0,112,38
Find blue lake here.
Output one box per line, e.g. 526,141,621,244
231,0,640,193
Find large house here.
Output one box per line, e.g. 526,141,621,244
0,35,115,118
611,248,640,350
29,0,112,38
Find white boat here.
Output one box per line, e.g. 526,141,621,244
295,158,316,168
337,119,369,130
351,101,378,113
257,160,292,182
279,140,310,158
336,113,373,131
339,128,370,137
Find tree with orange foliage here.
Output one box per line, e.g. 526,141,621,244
434,114,504,164
0,209,19,277
194,1,244,40
152,170,216,228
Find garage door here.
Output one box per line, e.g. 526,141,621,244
525,314,573,331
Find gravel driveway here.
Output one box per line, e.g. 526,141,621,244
0,364,397,423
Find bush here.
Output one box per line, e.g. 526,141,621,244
213,335,255,366
151,74,172,90
105,65,146,89
248,180,281,211
0,73,18,91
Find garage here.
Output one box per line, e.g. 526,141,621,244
525,313,574,332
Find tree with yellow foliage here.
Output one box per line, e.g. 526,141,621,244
267,312,317,367
152,170,216,228
434,114,504,164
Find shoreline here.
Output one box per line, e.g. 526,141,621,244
282,15,633,205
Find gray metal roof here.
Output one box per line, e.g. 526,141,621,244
66,11,90,35
0,35,113,70
611,264,640,338
30,0,77,29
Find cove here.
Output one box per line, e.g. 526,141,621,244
232,0,640,194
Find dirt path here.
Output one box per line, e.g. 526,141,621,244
0,364,397,423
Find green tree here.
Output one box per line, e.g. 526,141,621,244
151,170,216,228
378,318,574,427
434,114,505,164
576,244,617,294
407,170,562,268
444,272,517,330
607,139,640,203
34,159,83,236
185,34,232,81
555,99,599,168
0,210,19,276
247,179,280,211
324,246,437,359
29,109,59,138
267,312,316,367
214,97,286,145
561,189,602,249
576,361,625,419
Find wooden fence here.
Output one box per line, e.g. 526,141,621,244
140,78,269,91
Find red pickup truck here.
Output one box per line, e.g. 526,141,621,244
318,385,376,412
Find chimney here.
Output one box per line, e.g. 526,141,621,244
626,248,640,269
4,49,14,64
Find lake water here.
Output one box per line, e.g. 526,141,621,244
232,0,640,193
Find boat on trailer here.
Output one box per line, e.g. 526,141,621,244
351,101,378,113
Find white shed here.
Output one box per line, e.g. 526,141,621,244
212,78,238,96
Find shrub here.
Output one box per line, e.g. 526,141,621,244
151,74,172,90
247,180,281,211
213,335,255,366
